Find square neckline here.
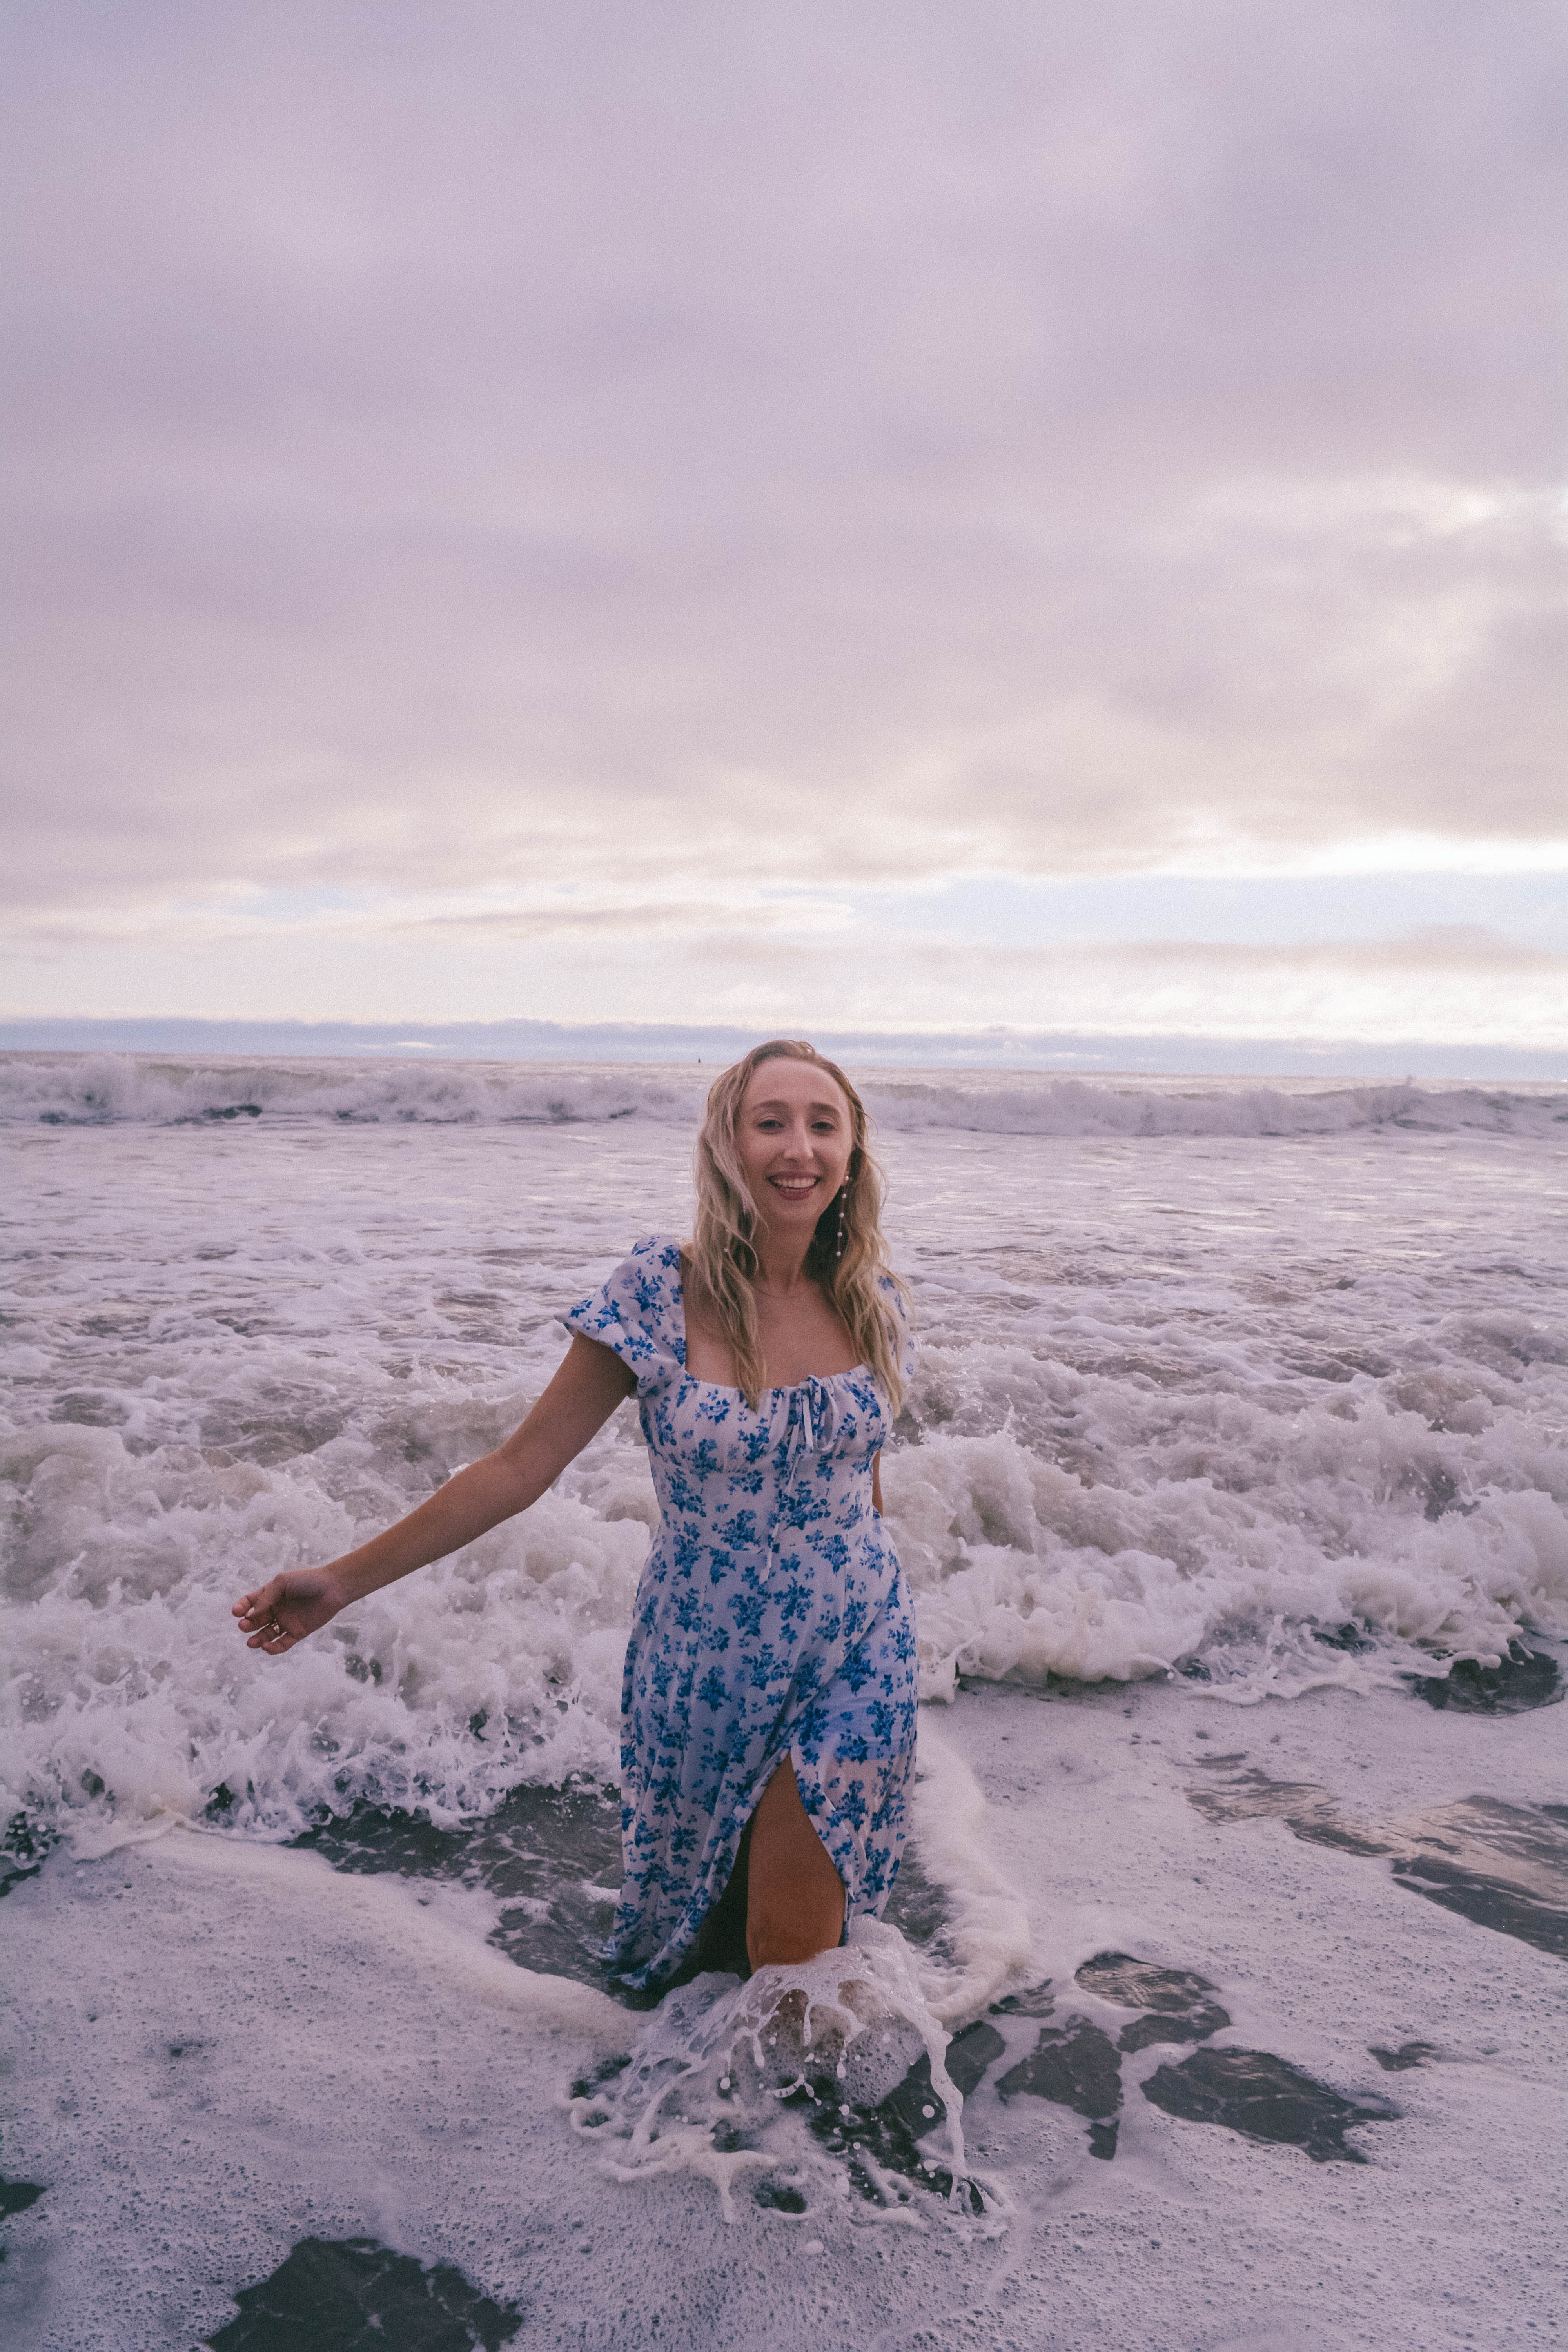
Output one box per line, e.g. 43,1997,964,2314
673,1256,867,1400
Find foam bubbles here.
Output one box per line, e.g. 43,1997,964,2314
892,1416,1568,1704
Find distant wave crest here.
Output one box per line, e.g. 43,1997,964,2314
2,1051,1564,1139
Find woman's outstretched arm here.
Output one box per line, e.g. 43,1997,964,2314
232,1335,635,1654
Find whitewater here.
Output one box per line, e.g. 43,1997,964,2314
3,1053,1566,2350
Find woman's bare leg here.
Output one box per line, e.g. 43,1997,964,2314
744,1757,845,1970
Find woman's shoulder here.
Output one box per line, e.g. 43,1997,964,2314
585,1232,683,1309
563,1234,684,1383
625,1232,684,1273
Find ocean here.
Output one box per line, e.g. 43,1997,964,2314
2,1053,1565,2350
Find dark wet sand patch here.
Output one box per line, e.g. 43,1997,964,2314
205,2236,521,2350
1389,1853,1568,1957
870,2017,1010,2167
0,1813,53,1900
1410,1643,1561,1713
960,1635,1563,1712
291,1778,623,1990
998,2018,1123,2158
1186,1769,1395,1856
569,2053,632,2103
945,2017,1007,2095
752,2181,808,2213
989,1979,1056,2018
1,2172,46,2234
982,1954,1401,2170
880,1842,947,1949
1371,2041,1437,2072
1314,1621,1376,1653
1142,2048,1397,2163
1074,1951,1232,2051
1187,1775,1568,1959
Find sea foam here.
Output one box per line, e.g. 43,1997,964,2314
3,1071,1565,1864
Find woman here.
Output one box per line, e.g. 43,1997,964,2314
234,1039,917,1990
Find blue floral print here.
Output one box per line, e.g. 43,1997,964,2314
564,1235,918,1989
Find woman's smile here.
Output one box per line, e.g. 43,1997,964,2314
768,1171,824,1201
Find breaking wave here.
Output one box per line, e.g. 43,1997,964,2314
4,1051,1564,1140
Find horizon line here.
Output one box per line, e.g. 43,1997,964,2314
1,1013,1562,1082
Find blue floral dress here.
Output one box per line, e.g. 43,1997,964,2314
564,1235,919,1988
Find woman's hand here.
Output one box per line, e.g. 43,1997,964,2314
232,1567,343,1654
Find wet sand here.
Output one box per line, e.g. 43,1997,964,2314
3,1657,1564,2351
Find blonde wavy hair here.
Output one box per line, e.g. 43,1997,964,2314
685,1039,907,1413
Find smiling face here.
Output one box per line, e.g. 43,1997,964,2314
735,1056,855,1239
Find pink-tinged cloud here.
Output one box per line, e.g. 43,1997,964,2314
1,2,1563,1041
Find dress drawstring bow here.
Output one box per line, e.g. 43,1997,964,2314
780,1376,843,1478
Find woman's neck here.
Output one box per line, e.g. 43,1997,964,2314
750,1226,815,1297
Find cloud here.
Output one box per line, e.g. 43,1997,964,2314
1,1,1564,1027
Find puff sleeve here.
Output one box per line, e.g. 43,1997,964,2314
562,1234,684,1398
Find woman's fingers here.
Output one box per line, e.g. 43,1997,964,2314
238,1612,286,1641
243,1616,292,1650
234,1575,303,1650
233,1577,284,1625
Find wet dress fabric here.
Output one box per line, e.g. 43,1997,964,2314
564,1235,919,1989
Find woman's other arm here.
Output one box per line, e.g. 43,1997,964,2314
871,1450,884,1517
232,1336,635,1651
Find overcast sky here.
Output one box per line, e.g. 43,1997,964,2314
3,0,1564,1054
